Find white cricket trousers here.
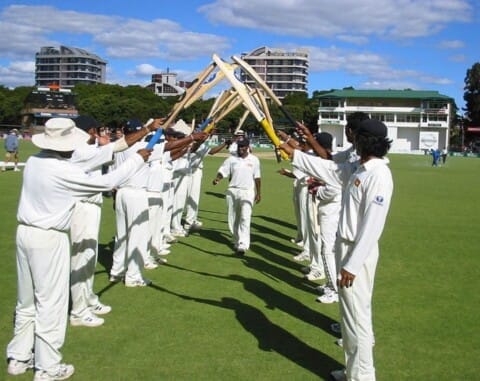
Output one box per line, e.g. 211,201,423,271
337,239,379,381
226,187,254,250
185,167,203,225
111,187,148,283
171,172,189,232
317,201,341,290
162,179,174,237
147,190,164,255
7,225,70,372
70,201,101,318
306,194,320,270
294,179,309,245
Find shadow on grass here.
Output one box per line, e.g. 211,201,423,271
97,237,115,274
256,214,298,232
204,191,226,199
150,283,342,378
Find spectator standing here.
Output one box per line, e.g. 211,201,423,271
3,128,20,172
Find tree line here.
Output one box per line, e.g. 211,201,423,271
1,61,479,140
0,83,321,135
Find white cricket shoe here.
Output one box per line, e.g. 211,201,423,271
34,364,74,381
90,302,112,315
144,261,159,270
125,278,152,287
70,312,104,327
316,288,338,303
293,252,310,262
7,357,34,375
304,269,325,281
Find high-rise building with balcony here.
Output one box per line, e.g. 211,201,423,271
240,46,309,99
35,46,107,88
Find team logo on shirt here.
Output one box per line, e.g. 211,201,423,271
354,178,361,187
373,195,384,205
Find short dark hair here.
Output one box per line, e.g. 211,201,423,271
355,134,392,158
346,112,369,131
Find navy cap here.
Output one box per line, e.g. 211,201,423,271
124,118,143,135
237,138,250,147
356,119,387,138
75,115,101,132
314,132,333,150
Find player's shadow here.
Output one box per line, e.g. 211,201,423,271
97,238,115,274
256,214,298,231
204,191,226,199
149,284,342,378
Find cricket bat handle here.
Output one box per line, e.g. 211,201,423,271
145,128,163,149
259,119,289,161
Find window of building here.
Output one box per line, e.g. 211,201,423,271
321,112,341,120
320,99,340,107
371,113,394,122
397,114,420,123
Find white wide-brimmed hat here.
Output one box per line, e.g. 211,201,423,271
171,119,192,136
32,118,90,152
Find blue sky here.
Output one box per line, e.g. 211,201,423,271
0,0,478,111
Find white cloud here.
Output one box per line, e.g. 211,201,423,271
449,54,466,62
337,35,369,45
0,61,35,87
438,40,465,49
307,45,451,89
199,0,472,40
0,5,230,61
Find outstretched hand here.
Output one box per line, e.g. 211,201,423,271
295,122,313,140
149,118,166,131
137,148,152,162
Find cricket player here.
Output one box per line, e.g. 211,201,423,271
6,117,151,380
69,115,162,326
184,138,210,232
280,119,393,381
110,119,158,284
212,138,261,256
170,120,194,237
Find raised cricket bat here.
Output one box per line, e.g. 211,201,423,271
232,55,297,127
212,54,287,161
183,64,237,109
161,61,217,130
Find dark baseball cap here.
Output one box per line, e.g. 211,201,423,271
75,115,101,132
314,132,333,150
356,119,388,138
237,138,250,147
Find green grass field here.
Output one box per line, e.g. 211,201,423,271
1,141,480,380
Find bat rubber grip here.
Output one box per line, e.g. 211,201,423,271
145,129,163,149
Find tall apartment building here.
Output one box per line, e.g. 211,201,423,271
35,46,107,88
240,46,309,99
316,89,454,153
146,70,190,97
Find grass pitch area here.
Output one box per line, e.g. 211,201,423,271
1,142,479,380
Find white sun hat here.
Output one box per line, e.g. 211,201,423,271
171,119,192,136
32,117,90,152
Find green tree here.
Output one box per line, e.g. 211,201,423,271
463,62,480,126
